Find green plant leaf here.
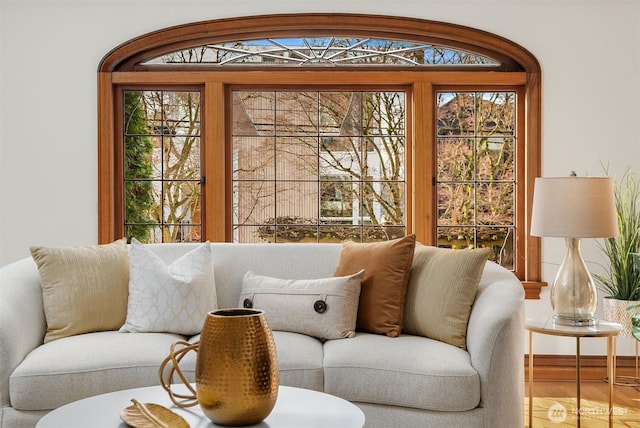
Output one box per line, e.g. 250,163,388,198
594,167,640,301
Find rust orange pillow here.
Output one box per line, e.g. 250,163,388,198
334,234,416,337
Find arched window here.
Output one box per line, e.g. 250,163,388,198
98,14,544,297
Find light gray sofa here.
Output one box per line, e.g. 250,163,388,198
0,243,524,428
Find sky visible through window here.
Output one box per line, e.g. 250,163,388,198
142,37,500,67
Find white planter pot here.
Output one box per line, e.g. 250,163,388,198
603,297,640,338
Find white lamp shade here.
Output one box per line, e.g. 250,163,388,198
530,177,618,238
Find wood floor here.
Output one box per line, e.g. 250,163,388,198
524,379,640,427
526,379,639,411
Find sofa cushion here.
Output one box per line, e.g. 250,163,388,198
403,244,489,349
271,331,324,391
240,270,363,339
323,333,480,412
30,239,129,343
333,235,416,337
187,330,324,392
9,331,185,411
120,239,217,335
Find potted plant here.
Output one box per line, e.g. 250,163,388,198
594,169,640,336
629,253,640,341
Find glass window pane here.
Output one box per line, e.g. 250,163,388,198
435,91,517,271
160,92,200,137
437,226,475,249
276,92,318,135
254,219,319,243
362,225,404,242
143,91,165,136
321,178,354,219
161,180,201,224
378,225,406,241
274,226,318,243
240,225,272,244
476,92,515,136
366,136,405,181
477,183,514,226
478,226,514,269
318,225,361,243
124,91,150,135
320,137,362,177
124,180,155,221
150,136,163,179
124,136,153,180
125,225,163,244
234,91,275,136
437,92,475,136
319,92,361,136
363,181,405,225
363,92,406,136
233,181,275,226
164,136,200,179
276,137,318,180
142,37,501,67
163,225,201,243
436,183,475,226
233,136,275,181
437,138,474,181
276,181,318,219
123,89,202,243
232,90,406,243
477,138,514,181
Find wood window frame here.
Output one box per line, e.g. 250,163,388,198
98,14,545,297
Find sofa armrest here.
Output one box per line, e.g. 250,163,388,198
466,262,524,427
0,258,46,407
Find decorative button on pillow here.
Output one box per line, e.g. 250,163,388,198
239,270,364,340
120,239,217,335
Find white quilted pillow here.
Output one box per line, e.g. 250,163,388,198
120,239,217,335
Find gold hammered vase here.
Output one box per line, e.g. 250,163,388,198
197,308,279,426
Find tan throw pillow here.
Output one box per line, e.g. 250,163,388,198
240,270,364,340
403,244,490,349
334,234,416,337
30,239,130,343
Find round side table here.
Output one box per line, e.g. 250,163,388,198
526,318,622,428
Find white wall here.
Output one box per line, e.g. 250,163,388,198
2,0,639,355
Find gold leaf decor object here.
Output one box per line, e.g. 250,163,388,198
120,399,189,428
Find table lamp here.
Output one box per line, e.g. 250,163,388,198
530,173,618,326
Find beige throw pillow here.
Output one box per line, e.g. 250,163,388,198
333,234,416,337
30,239,129,343
403,244,490,349
240,270,364,340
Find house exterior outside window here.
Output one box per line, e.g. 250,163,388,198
231,90,406,244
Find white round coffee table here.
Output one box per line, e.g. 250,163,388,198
36,384,365,428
